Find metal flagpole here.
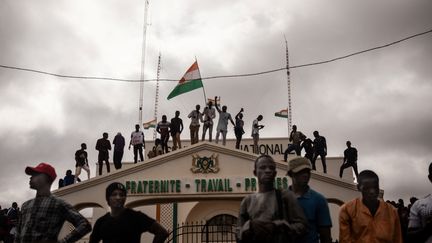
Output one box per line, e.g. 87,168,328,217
153,52,161,140
284,35,292,138
138,0,150,126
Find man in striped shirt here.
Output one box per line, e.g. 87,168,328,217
156,115,171,154
15,162,91,243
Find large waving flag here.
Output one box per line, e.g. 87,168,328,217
167,61,204,100
143,119,157,129
274,109,288,118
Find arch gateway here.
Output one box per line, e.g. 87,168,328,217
54,138,361,242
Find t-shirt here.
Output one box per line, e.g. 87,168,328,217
89,208,156,243
75,149,88,167
170,117,183,134
157,121,171,134
188,110,201,126
251,119,260,136
202,107,216,125
96,138,111,153
339,198,403,243
237,190,307,243
313,136,327,153
130,131,144,146
290,131,306,145
216,112,232,131
289,187,332,243
408,194,432,243
344,147,358,163
235,117,244,135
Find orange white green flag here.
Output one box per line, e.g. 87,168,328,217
274,109,288,118
167,61,204,100
143,119,157,129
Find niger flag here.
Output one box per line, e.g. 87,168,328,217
167,61,203,100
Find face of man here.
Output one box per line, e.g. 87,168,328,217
254,157,277,184
196,105,200,111
29,173,50,190
108,189,127,209
175,111,180,117
162,115,167,121
359,178,379,203
222,106,227,112
291,169,311,188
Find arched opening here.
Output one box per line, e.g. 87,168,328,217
201,214,237,242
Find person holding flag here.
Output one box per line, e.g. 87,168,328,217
214,96,235,146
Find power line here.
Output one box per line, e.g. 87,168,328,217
0,28,431,82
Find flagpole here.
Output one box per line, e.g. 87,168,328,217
138,0,150,126
284,35,292,138
195,57,208,104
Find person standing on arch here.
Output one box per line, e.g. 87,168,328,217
156,115,171,154
188,105,201,145
251,115,264,154
96,132,111,175
339,141,359,180
170,110,183,150
311,131,327,173
129,124,145,163
201,101,216,142
214,96,235,146
234,108,245,149
284,125,306,162
112,132,125,170
75,142,90,182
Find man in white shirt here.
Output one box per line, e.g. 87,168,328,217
188,105,201,145
129,124,145,163
251,115,264,154
408,162,432,242
214,96,235,146
201,101,216,142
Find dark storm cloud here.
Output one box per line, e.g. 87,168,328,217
1,0,432,208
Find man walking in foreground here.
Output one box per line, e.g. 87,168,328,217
287,157,332,243
407,162,432,242
339,170,402,243
89,182,168,243
237,155,307,242
15,162,91,242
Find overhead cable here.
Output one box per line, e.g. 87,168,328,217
0,28,431,82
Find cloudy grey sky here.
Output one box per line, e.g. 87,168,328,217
1,0,431,207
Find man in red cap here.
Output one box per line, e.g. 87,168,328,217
14,162,91,243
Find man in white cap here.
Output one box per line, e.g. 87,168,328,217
287,157,332,243
15,162,91,243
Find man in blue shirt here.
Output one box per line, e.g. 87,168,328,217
287,157,332,243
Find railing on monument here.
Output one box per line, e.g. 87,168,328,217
165,221,237,243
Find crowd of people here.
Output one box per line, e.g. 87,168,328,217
57,97,269,188
237,157,432,243
1,158,431,242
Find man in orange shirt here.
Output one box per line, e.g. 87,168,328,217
339,170,402,243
